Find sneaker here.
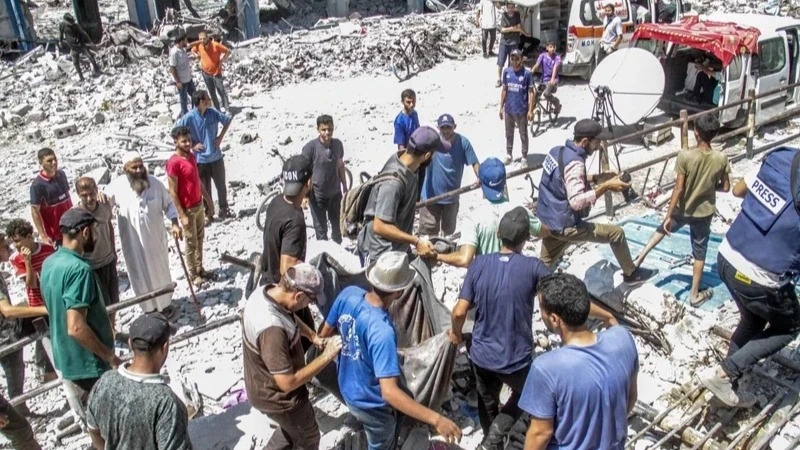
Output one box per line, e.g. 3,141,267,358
496,80,502,88
623,267,658,286
191,276,205,288
504,154,512,164
520,158,528,168
699,368,757,408
219,208,235,219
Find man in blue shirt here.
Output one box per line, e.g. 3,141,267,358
175,90,233,223
499,49,534,165
419,114,480,236
449,207,550,450
320,252,461,450
519,273,639,450
393,89,419,152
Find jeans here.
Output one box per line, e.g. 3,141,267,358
0,350,24,400
540,222,637,275
656,215,712,260
198,158,229,214
20,319,55,375
473,363,530,449
202,72,229,111
481,28,497,55
497,42,516,68
347,403,401,450
540,83,561,110
717,254,800,379
308,193,342,244
177,80,196,116
184,204,206,278
70,45,100,80
504,113,529,158
264,400,321,450
0,394,41,450
418,202,460,236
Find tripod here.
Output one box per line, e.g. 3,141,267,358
591,85,622,171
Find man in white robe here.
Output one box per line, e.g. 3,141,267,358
107,152,182,315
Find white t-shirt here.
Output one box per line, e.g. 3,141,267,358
478,0,498,29
168,46,193,84
602,15,623,46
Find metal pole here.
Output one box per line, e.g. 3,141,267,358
724,389,786,450
600,145,614,217
647,407,703,449
626,385,703,448
680,110,689,150
746,89,757,159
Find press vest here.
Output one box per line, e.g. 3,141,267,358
537,141,591,233
727,147,800,277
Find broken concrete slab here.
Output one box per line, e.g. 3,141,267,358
191,366,242,400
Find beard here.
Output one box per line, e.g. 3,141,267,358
126,168,150,195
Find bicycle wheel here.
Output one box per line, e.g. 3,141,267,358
255,189,281,232
391,52,412,81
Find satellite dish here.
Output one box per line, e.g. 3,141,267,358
589,48,665,125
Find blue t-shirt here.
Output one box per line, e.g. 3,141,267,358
393,110,420,147
175,108,232,164
325,286,401,410
421,134,480,204
502,67,534,115
459,252,550,374
519,326,639,450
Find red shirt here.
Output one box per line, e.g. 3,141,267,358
10,243,56,307
166,152,203,209
30,170,73,243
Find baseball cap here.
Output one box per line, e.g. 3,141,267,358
478,157,507,202
510,49,522,57
286,263,325,299
437,114,456,128
408,126,452,154
497,206,531,245
282,155,312,197
574,119,612,140
59,209,97,234
129,312,176,350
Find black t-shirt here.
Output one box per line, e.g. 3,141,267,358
500,11,522,45
262,196,306,284
302,138,345,200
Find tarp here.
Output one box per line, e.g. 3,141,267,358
632,15,760,66
307,252,455,411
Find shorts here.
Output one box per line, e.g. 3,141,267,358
497,42,517,67
656,215,712,260
94,261,119,307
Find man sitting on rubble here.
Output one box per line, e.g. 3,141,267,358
449,207,550,450
633,115,730,307
357,127,449,266
59,13,101,82
319,251,462,449
537,119,657,285
86,313,192,449
242,264,342,450
520,273,639,449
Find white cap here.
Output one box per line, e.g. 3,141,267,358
122,151,142,166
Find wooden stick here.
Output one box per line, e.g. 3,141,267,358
173,236,203,318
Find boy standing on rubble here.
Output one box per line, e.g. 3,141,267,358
633,115,730,306
30,148,72,247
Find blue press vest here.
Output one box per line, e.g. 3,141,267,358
537,141,590,233
727,147,800,276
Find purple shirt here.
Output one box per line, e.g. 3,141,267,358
537,52,561,84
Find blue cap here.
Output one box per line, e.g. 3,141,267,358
437,114,456,128
478,157,506,202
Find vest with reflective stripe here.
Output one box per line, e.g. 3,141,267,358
727,147,800,277
537,141,589,233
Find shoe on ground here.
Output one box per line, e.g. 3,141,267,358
219,208,235,219
520,159,528,168
199,269,218,281
699,368,757,408
623,267,658,286
489,51,497,56
554,103,562,116
191,276,205,287
204,215,214,226
496,80,502,88
504,155,512,164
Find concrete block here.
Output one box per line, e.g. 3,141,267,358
93,112,105,125
7,114,23,126
24,128,43,143
53,122,78,139
26,110,46,122
10,104,31,117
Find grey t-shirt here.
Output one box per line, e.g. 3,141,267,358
357,154,418,261
301,138,345,199
169,46,193,84
80,202,116,269
0,273,21,347
87,366,192,450
500,11,522,45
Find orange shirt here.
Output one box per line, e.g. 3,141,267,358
193,41,229,76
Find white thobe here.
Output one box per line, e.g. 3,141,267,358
107,175,177,313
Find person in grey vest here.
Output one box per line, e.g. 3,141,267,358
537,119,656,285
701,146,800,408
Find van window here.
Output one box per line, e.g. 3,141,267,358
728,55,743,81
759,38,786,76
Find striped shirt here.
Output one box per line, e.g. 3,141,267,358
10,244,56,307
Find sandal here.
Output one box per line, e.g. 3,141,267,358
690,287,714,308
191,276,205,287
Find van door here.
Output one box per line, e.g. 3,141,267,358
720,54,747,125
755,36,790,122
784,27,800,104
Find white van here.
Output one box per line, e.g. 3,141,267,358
632,14,800,127
508,0,686,78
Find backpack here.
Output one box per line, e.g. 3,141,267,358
340,171,404,240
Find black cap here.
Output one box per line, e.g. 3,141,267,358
129,313,175,350
282,155,313,197
59,209,97,234
574,119,612,140
497,206,531,246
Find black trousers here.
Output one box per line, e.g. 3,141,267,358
264,400,321,450
198,158,228,214
717,254,800,378
308,193,342,244
473,362,531,449
694,72,718,105
481,28,497,55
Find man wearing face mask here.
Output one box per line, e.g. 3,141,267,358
537,119,657,285
41,209,121,400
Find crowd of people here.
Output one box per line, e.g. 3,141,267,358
1,8,799,450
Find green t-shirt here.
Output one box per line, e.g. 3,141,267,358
460,200,542,255
674,147,730,218
41,247,113,381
